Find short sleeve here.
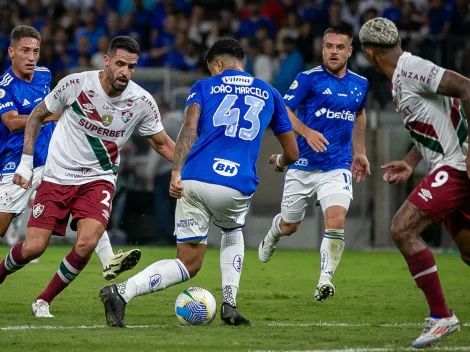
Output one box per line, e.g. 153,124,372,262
270,88,294,135
283,71,312,111
0,88,17,116
184,81,203,109
138,94,164,136
44,73,83,113
402,57,445,94
358,81,369,112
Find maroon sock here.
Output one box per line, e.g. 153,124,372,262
36,248,91,304
405,248,452,318
0,242,29,284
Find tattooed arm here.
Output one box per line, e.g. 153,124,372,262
12,101,54,189
169,102,201,198
403,145,423,169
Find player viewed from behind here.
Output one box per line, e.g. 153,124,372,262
99,37,298,328
0,26,141,282
0,36,175,318
258,26,370,302
359,18,469,348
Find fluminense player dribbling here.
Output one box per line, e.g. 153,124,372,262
258,25,370,302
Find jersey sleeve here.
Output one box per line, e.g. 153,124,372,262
358,80,369,112
283,72,312,111
402,56,445,94
270,88,294,135
184,81,203,109
44,73,83,113
0,88,17,116
138,94,164,136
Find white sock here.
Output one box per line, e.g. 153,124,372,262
319,229,345,282
220,228,244,307
266,214,283,242
95,230,115,267
116,258,189,303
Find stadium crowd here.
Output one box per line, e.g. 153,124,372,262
0,0,469,98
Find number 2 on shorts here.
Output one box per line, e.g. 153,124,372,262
101,190,111,207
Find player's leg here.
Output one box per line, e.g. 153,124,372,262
314,195,350,302
259,169,312,262
0,212,14,238
0,227,52,285
99,180,208,327
209,184,251,325
98,230,141,281
454,229,470,266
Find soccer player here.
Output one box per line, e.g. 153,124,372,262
99,37,298,328
359,18,470,347
258,26,370,302
0,26,139,282
0,36,175,318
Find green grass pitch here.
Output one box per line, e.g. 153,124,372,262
0,245,468,351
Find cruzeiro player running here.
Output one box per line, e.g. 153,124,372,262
0,36,175,318
359,18,470,348
98,37,298,328
0,26,141,282
258,25,370,302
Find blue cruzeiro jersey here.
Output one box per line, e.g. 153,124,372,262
284,65,369,172
183,69,293,195
0,66,54,175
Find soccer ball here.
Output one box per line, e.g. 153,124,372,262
175,287,217,326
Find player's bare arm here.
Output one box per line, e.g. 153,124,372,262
351,109,370,182
286,107,329,153
12,100,53,189
435,70,470,177
1,109,60,132
147,130,176,163
170,102,201,198
269,131,299,172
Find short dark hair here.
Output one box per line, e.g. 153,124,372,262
108,36,140,56
11,25,41,44
323,25,353,40
205,37,245,64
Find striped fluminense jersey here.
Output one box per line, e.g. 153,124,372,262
43,71,163,186
392,52,468,174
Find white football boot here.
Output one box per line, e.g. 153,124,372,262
411,313,460,348
314,280,335,302
32,299,54,318
258,217,282,263
103,249,141,281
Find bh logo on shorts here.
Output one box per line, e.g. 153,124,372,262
32,204,45,219
233,255,243,272
149,274,162,292
213,158,239,177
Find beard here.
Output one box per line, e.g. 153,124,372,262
324,59,347,74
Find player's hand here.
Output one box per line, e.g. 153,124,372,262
351,154,371,183
304,128,329,153
268,154,286,172
381,160,413,184
170,172,184,199
466,152,470,179
12,167,33,189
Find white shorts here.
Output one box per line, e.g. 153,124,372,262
174,180,251,244
281,168,353,223
0,166,44,215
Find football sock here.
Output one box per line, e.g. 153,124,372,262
220,228,244,307
319,229,345,282
95,230,115,268
266,214,283,242
37,247,91,303
0,242,29,284
116,259,189,303
405,248,452,318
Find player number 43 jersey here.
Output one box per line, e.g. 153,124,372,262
392,52,468,173
43,71,163,186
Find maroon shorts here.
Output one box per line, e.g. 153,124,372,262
408,165,470,238
28,180,115,236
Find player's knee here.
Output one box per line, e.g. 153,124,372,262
280,220,299,236
75,235,100,257
324,212,345,230
22,237,48,260
390,220,405,244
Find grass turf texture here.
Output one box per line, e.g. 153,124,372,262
0,245,468,351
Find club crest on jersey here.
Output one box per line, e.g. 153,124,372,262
121,111,133,123
101,114,113,127
126,99,135,108
86,89,97,98
0,89,5,99
32,204,44,218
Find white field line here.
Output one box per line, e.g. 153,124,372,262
0,321,468,331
